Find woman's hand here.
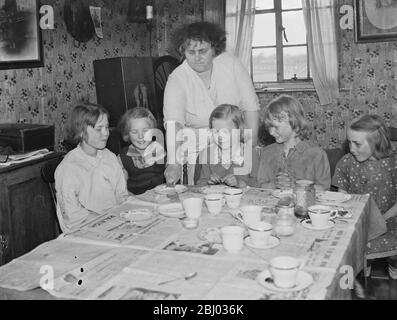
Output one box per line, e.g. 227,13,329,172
164,164,181,186
223,174,238,187
208,174,222,185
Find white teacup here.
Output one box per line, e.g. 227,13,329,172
237,205,262,226
182,198,203,219
204,193,225,215
269,256,302,288
308,205,331,228
221,225,244,253
224,188,243,209
247,221,272,246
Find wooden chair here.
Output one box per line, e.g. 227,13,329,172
153,55,180,132
41,157,63,234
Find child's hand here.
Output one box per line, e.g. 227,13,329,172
223,174,238,187
208,174,223,185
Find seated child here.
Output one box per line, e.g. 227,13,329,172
55,103,129,233
117,107,166,195
195,104,256,188
332,114,397,278
257,95,330,190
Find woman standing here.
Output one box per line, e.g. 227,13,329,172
163,21,259,185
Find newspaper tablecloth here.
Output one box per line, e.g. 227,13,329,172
0,187,381,300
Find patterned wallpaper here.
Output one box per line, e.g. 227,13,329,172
0,0,396,151
258,0,397,149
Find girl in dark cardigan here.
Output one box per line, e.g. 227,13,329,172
117,108,165,195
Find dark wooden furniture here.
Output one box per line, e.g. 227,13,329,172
0,152,63,266
93,56,179,130
93,57,159,127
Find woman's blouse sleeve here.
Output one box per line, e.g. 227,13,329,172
233,57,259,112
163,74,186,126
332,155,350,191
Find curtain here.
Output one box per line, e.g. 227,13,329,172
225,0,256,73
302,0,340,105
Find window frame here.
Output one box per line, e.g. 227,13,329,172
252,1,313,90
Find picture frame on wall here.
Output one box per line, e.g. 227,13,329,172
0,0,44,70
355,0,397,43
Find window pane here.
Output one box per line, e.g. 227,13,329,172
283,46,308,80
252,48,277,82
282,11,306,45
282,0,302,10
256,0,274,10
253,13,275,47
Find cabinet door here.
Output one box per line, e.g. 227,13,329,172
0,158,59,265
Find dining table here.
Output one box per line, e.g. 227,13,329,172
0,186,387,300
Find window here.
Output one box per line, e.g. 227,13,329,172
252,0,311,87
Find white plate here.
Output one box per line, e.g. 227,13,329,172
199,185,229,194
316,191,352,204
120,209,155,222
244,235,280,249
158,203,185,218
257,269,313,292
300,219,335,230
154,184,187,195
198,227,222,244
271,189,294,199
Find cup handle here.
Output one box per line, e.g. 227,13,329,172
298,258,307,270
235,211,245,224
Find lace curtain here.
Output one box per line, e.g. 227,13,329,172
225,0,256,74
302,0,340,105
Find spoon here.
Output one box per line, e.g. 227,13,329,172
158,272,198,285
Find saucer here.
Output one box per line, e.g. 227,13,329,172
300,219,335,230
257,269,313,292
158,203,185,218
200,185,228,194
244,235,280,249
316,191,351,204
154,184,187,195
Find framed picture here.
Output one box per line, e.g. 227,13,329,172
0,0,44,70
355,0,397,43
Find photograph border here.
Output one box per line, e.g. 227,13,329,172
354,0,397,43
0,0,44,70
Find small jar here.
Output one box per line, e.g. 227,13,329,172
294,180,316,217
273,213,296,236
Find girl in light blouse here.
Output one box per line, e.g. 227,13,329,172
55,103,128,233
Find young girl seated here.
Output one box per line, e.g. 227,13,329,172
332,114,397,278
117,107,166,195
55,103,129,233
195,104,255,188
257,95,330,190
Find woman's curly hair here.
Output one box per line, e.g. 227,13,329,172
172,21,226,59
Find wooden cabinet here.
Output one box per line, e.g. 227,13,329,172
93,57,158,127
0,153,63,265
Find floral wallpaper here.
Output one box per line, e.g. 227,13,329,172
0,0,396,151
258,0,397,149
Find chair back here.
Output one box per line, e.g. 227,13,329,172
41,157,63,233
153,55,180,131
